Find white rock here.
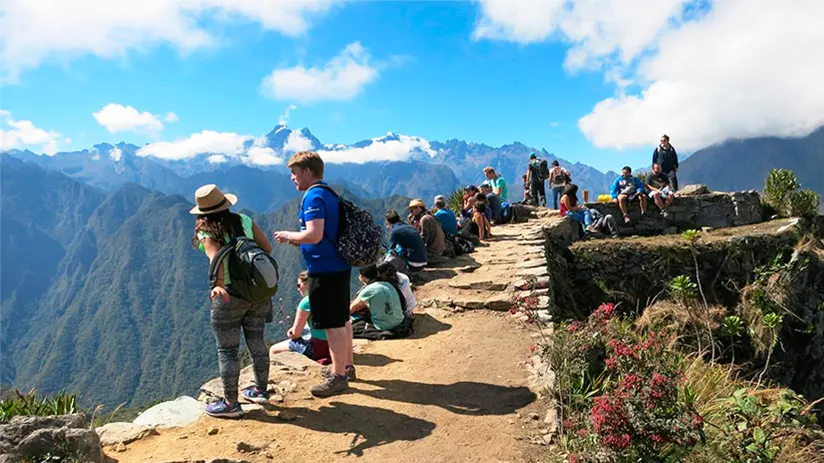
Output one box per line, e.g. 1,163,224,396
133,396,205,428
96,422,158,446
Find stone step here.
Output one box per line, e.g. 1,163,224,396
447,280,509,291
516,266,549,277
513,276,550,290
514,259,546,269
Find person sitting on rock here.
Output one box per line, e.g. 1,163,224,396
646,162,675,214
433,196,458,235
386,209,427,272
480,183,503,223
461,185,480,220
483,166,508,201
408,199,447,264
269,271,330,363
471,195,492,241
474,192,493,224
560,184,596,234
521,174,531,203
350,263,412,340
610,166,648,224
589,208,619,238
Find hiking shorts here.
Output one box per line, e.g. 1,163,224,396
308,270,351,330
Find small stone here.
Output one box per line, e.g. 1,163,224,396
542,433,554,444
237,441,263,453
207,427,219,435
528,412,540,420
540,429,549,435
270,394,284,404
114,442,127,452
178,435,189,440
507,419,515,425
278,380,297,393
275,411,297,421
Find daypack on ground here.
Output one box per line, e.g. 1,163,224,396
307,184,383,267
538,159,550,181
210,236,280,303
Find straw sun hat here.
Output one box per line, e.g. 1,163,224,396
408,199,427,209
189,184,238,215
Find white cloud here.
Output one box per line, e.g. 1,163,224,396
283,130,314,154
164,112,179,123
93,103,167,134
137,130,285,166
245,145,283,166
578,0,824,150
0,0,337,81
0,110,68,154
261,42,379,103
109,146,122,161
137,130,250,161
318,134,436,164
474,0,824,151
278,104,297,126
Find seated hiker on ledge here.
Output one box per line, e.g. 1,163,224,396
408,199,447,264
471,195,492,241
461,185,480,219
190,184,273,418
560,184,597,235
521,174,532,203
483,166,508,201
589,208,619,238
270,271,330,364
646,162,675,214
350,263,413,340
610,165,648,224
386,209,427,272
480,183,503,223
433,195,458,236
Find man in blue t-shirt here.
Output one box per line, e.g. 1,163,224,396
385,210,428,271
273,151,353,398
433,196,458,235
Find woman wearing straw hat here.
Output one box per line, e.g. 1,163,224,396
190,184,273,418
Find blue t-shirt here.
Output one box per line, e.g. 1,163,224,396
389,222,427,265
299,183,350,274
433,209,458,235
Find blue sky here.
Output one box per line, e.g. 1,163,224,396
1,0,821,173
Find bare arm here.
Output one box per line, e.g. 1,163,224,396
289,308,311,339
201,236,229,301
252,222,272,253
273,218,325,245
350,298,368,315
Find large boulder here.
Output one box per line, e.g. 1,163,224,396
0,414,104,462
133,396,204,428
95,421,158,446
677,184,710,196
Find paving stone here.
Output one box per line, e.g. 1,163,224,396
516,266,549,277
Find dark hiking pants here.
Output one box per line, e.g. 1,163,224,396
210,296,271,401
530,182,546,207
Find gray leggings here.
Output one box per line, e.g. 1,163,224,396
210,296,271,401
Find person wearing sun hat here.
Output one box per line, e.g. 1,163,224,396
408,198,446,263
190,184,274,418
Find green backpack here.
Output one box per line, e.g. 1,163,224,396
209,235,280,303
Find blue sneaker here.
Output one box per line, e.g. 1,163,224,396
240,386,269,405
205,399,244,418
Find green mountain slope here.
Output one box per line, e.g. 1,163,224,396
2,157,411,409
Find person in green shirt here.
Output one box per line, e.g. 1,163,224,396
270,271,330,362
483,166,508,202
350,265,406,332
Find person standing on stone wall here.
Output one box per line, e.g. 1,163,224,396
653,134,679,191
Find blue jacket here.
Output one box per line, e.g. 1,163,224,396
610,176,646,199
389,222,428,265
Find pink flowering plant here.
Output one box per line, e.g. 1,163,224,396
548,303,705,462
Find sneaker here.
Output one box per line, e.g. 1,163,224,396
321,365,357,381
310,374,349,398
240,386,269,405
205,399,244,419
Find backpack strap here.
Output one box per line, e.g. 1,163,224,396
208,244,234,289
301,183,344,246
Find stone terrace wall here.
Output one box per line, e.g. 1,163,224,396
586,188,763,236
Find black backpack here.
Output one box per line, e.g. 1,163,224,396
538,159,551,181
305,184,383,268
210,235,280,304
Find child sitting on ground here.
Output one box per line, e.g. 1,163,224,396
269,271,330,363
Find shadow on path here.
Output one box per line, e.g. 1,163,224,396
354,352,403,367
248,401,436,457
357,379,536,416
411,312,452,340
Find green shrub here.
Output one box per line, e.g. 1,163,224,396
446,188,465,216
0,390,81,423
764,169,800,216
788,189,821,218
669,275,698,305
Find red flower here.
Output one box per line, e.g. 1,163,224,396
568,321,582,333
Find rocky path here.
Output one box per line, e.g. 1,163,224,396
107,217,559,463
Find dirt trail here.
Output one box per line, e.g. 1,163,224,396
109,220,555,463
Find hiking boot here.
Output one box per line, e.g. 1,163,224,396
205,399,244,419
311,374,349,398
321,365,357,381
240,386,269,405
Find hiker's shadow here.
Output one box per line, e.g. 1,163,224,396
252,401,435,457
357,379,536,416
354,352,402,367
410,312,451,340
